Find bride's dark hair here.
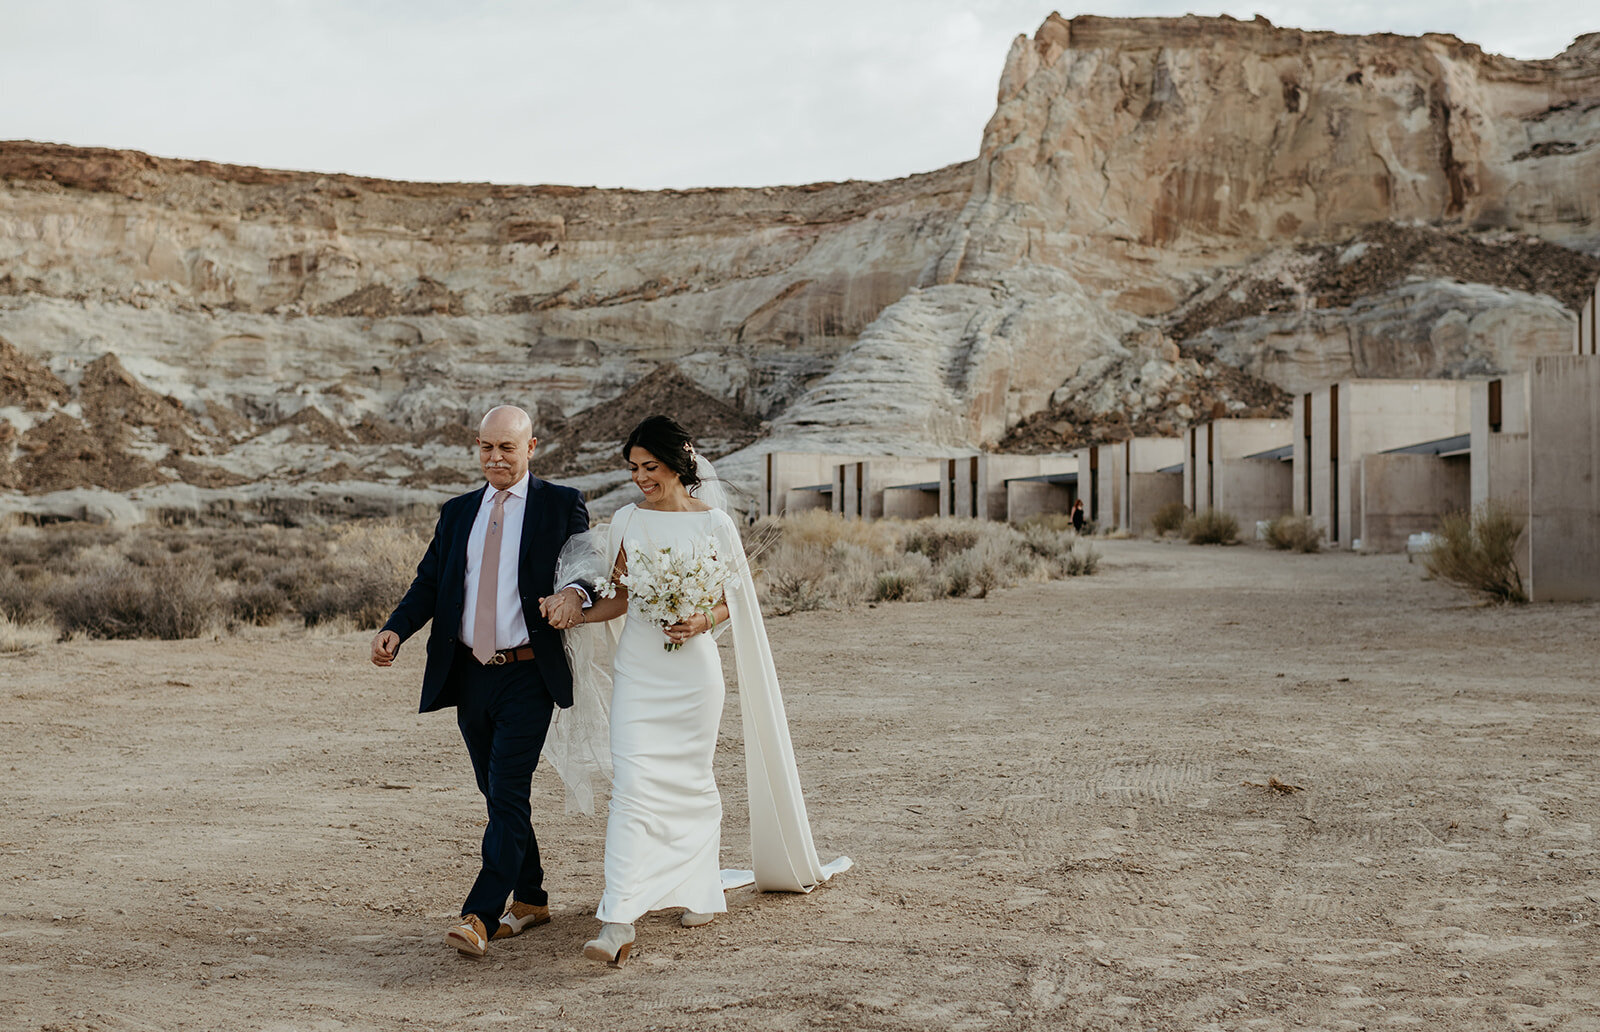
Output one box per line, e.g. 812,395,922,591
622,415,701,490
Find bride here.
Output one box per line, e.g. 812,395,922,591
546,415,846,966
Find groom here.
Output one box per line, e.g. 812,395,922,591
370,405,590,957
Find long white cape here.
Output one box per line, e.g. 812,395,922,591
544,494,850,894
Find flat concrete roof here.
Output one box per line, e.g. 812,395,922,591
1005,472,1079,485
1243,443,1295,462
885,482,940,491
1382,433,1471,457
1157,462,1185,474
793,484,832,492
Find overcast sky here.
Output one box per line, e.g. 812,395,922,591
1,1,1588,189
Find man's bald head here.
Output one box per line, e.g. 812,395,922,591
479,405,533,439
476,405,537,490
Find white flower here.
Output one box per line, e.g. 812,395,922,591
619,534,735,650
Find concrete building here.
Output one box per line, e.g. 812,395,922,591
1292,380,1472,549
881,479,941,519
1003,470,1080,524
1183,419,1295,527
833,457,943,521
937,454,1076,521
1357,436,1471,552
760,452,868,517
1108,436,1184,533
1471,349,1600,600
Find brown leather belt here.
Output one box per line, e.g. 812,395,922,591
477,645,535,666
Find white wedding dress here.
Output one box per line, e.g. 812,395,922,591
596,505,729,923
545,486,850,924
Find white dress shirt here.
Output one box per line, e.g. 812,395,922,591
459,473,531,653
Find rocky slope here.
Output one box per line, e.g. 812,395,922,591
2,14,1597,521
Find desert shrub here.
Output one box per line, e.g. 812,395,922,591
769,508,898,554
0,565,53,623
1183,508,1239,545
298,522,424,629
231,581,290,626
871,552,935,602
47,554,224,639
904,519,983,564
1150,501,1188,536
1423,502,1527,603
269,561,326,613
825,541,889,602
1060,542,1100,577
766,569,829,614
1018,512,1076,533
939,550,974,597
1020,522,1079,561
942,531,1035,598
754,511,1098,610
1264,514,1324,553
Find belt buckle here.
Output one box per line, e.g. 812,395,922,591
487,651,507,666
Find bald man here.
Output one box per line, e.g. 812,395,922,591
372,405,591,957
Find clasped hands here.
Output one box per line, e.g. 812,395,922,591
538,586,587,630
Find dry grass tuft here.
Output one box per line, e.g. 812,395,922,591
1244,777,1305,794
0,613,56,653
1422,501,1527,604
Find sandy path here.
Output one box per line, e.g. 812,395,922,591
2,540,1597,1031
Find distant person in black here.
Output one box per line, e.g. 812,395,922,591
1071,498,1086,533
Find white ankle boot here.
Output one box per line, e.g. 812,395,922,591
680,911,716,927
582,922,636,966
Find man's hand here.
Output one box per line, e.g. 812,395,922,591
539,586,585,630
371,629,401,667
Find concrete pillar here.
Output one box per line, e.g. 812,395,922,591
1528,355,1600,601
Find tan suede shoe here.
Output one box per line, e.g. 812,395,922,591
446,914,490,957
492,900,552,940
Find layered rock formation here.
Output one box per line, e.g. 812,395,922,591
776,15,1600,452
2,14,1598,520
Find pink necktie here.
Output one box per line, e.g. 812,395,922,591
472,490,510,664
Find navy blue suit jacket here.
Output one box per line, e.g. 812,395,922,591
382,477,590,713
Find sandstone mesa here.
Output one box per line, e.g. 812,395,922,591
1,13,1596,521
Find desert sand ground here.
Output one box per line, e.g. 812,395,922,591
3,539,1598,1032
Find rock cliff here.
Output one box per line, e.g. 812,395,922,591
777,14,1600,452
2,14,1598,520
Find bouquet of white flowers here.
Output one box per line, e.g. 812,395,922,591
601,535,735,651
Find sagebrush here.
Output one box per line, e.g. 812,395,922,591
1184,509,1239,545
1151,501,1188,536
1263,514,1324,553
1,515,433,639
1422,502,1527,604
747,511,1097,612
